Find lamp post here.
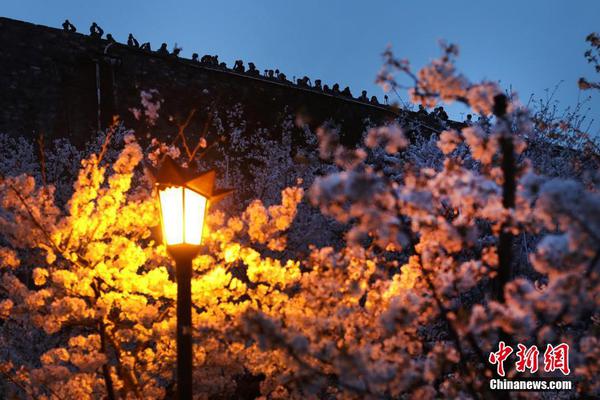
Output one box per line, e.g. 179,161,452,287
153,156,232,400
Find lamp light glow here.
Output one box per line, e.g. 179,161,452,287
159,186,184,245
153,156,232,249
183,188,207,245
158,186,208,246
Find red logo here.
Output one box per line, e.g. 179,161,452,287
515,344,539,373
489,341,513,376
543,343,570,376
489,342,570,376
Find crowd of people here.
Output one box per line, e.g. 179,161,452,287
60,20,454,120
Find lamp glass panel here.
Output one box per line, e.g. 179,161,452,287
183,188,207,245
159,186,184,245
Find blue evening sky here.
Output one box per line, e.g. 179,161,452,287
2,0,599,131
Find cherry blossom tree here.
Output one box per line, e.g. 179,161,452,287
0,38,598,400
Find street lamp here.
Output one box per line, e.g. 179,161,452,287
152,156,232,400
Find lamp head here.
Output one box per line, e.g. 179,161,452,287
151,156,233,254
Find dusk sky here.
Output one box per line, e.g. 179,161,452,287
3,0,599,131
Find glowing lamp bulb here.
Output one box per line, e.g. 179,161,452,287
158,186,208,246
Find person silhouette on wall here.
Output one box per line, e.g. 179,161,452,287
435,106,448,121
247,62,260,76
62,19,76,33
157,43,169,55
89,22,103,39
297,76,310,87
233,60,245,72
127,33,139,48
